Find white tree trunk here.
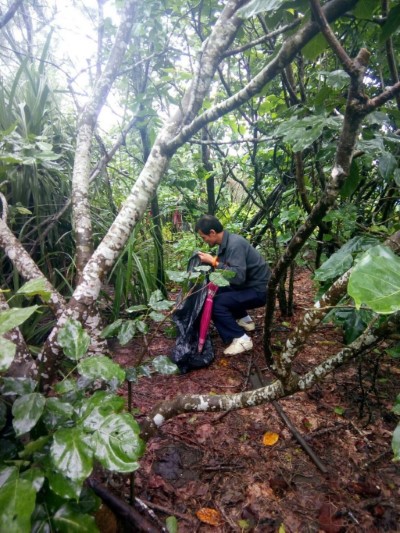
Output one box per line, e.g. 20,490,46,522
40,0,245,380
72,0,137,277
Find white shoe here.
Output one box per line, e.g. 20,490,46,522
237,318,255,332
224,336,253,356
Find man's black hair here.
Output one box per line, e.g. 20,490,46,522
195,215,224,235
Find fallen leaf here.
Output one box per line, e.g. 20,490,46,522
269,475,290,495
196,508,222,526
318,502,344,533
348,481,381,497
262,431,279,446
218,358,229,367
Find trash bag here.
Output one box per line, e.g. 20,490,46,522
170,254,214,373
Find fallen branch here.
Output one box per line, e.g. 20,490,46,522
140,312,400,439
87,478,163,533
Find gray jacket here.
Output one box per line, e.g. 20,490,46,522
215,230,270,292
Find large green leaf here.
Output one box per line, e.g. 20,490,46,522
0,401,6,432
126,304,148,313
210,271,231,287
0,305,39,335
237,0,286,18
0,466,18,488
77,356,125,384
0,377,37,396
58,319,91,361
100,319,123,339
354,0,379,18
314,252,353,282
341,160,361,198
302,33,328,61
20,466,45,492
0,478,36,532
12,392,46,436
348,245,400,314
149,311,165,322
93,413,145,472
43,397,75,431
378,151,397,181
275,114,340,151
117,320,137,345
46,468,84,500
343,310,367,345
338,236,380,255
51,427,94,483
314,235,380,283
16,278,51,302
149,290,174,311
0,336,17,372
52,504,99,533
380,4,400,43
152,355,180,375
166,270,192,283
392,424,400,462
78,391,125,432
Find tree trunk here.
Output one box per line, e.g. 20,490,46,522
39,0,246,382
72,0,137,279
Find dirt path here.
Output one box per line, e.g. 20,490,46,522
109,268,400,532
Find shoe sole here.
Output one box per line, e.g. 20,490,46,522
223,343,253,356
237,321,255,332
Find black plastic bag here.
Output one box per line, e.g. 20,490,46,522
170,254,214,373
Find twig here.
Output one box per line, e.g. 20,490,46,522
135,497,192,521
134,498,168,532
303,422,346,441
362,449,392,470
87,477,163,533
250,364,328,474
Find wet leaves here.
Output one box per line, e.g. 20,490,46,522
111,268,400,531
318,502,345,533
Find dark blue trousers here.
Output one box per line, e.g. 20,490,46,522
212,286,267,343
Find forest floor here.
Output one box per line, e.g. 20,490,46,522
102,268,400,532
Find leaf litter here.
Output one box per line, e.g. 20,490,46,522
104,268,400,532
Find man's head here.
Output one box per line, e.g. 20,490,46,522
195,215,224,247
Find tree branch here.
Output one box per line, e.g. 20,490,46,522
140,312,399,439
273,228,400,381
164,0,359,154
0,0,23,29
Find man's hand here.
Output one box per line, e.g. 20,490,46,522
197,251,215,265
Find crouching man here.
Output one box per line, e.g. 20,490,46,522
195,215,271,356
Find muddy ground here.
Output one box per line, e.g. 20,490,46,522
100,268,400,532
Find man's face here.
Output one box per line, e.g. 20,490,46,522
198,229,218,247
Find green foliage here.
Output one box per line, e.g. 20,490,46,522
0,313,147,532
0,55,75,297
0,474,37,532
101,288,173,345
58,319,91,361
166,515,179,533
0,305,40,372
392,413,400,462
314,236,379,283
237,0,287,18
348,245,400,314
379,3,400,43
275,113,341,152
152,355,180,375
106,228,160,321
15,278,52,302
